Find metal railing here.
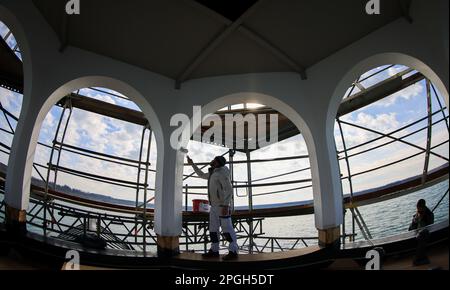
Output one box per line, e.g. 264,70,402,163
0,187,319,253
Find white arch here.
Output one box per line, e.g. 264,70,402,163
328,52,450,130
0,3,32,110
0,4,31,66
175,92,340,232
179,92,315,149
322,52,450,239
5,76,164,214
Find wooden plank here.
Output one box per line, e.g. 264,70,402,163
0,38,23,93
338,72,425,117
61,93,148,126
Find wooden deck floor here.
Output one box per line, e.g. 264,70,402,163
175,246,321,263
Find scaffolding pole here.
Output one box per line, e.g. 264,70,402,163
142,125,152,253
53,98,73,189
246,150,254,253
422,80,433,184
229,150,235,213
337,118,355,242
135,126,146,245
44,104,69,237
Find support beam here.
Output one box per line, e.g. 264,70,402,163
176,0,265,88
338,71,425,117
0,37,23,94
238,27,307,80
180,0,307,83
354,82,366,91
60,93,148,126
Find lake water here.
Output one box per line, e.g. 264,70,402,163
261,179,449,243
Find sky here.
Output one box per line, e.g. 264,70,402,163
0,21,449,209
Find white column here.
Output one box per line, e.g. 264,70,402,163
2,0,60,226
153,123,183,256
4,83,48,228
303,117,343,246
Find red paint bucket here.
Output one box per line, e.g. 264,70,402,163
192,199,210,213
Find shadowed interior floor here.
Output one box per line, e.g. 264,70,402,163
328,242,448,270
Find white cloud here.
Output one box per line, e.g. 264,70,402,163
373,82,424,108
85,92,117,105
0,89,12,109
0,88,22,117
339,116,449,193
0,21,8,38
30,96,158,201
387,66,408,77
353,65,420,108
338,112,402,149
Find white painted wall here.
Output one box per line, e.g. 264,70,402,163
0,0,448,236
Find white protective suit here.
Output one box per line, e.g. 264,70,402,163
192,164,239,253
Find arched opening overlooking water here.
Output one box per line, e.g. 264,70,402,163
26,86,159,252
179,99,318,254
0,20,23,222
334,64,449,242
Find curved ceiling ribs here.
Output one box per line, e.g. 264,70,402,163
28,0,405,88
176,0,307,89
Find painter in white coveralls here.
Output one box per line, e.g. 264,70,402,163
187,155,238,260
